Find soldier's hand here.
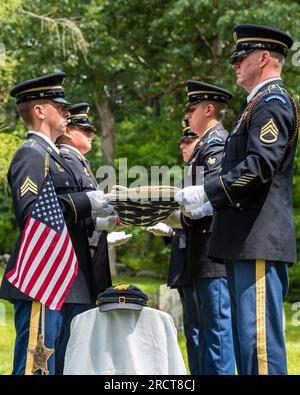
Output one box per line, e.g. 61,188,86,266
182,201,213,219
95,215,118,232
107,231,132,247
175,185,207,212
147,222,174,237
86,190,112,214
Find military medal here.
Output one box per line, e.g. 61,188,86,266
27,335,54,375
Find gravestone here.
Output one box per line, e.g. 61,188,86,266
159,284,183,331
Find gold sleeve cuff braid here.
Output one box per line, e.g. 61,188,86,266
220,176,233,204
67,194,78,224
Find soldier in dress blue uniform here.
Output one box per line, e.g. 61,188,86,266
148,121,201,374
0,73,110,375
54,102,117,374
180,81,235,375
57,103,112,296
177,25,298,375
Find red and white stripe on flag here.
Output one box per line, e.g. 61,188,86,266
6,175,78,310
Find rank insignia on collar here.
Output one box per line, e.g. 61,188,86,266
83,167,90,177
55,162,65,173
21,177,38,197
27,335,54,375
259,118,278,144
47,146,52,153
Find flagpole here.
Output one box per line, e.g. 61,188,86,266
25,153,50,375
41,153,50,375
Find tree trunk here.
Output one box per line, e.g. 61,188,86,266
95,97,118,276
95,98,116,164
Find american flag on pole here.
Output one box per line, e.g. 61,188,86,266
6,174,78,310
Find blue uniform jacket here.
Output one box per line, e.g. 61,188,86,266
205,80,298,264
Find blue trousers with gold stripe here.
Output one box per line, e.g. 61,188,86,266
225,260,288,375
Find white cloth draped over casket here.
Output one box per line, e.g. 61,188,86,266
63,306,187,375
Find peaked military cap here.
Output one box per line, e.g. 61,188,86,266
231,24,293,63
10,72,70,105
186,80,233,107
67,102,94,130
180,118,198,142
96,283,149,312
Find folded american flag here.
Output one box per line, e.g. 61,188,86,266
105,186,180,227
6,174,78,310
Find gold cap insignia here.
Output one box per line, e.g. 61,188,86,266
114,283,130,291
259,118,278,144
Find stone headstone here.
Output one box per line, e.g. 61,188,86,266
158,284,183,331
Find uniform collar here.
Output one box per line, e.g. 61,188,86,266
247,78,282,103
201,122,222,140
60,144,86,161
28,130,60,154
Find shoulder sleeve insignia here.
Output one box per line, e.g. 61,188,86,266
259,118,279,144
206,136,224,145
265,95,287,104
20,176,38,197
114,283,130,291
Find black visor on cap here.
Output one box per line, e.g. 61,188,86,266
96,283,149,313
231,24,293,62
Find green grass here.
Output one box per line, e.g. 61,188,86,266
0,267,299,375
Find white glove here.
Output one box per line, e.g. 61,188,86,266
175,185,207,212
86,190,112,214
182,201,213,219
95,215,117,232
147,222,174,237
107,231,132,246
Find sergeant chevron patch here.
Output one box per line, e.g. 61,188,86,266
259,118,278,144
20,176,38,197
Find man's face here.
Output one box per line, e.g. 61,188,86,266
185,103,206,135
231,51,262,92
67,125,94,155
180,138,199,163
43,102,70,135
